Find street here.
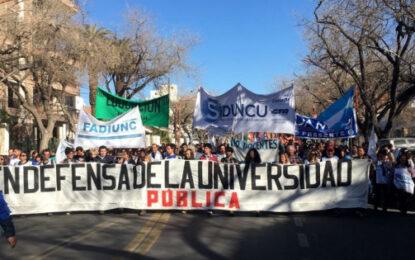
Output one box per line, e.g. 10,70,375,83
0,209,414,259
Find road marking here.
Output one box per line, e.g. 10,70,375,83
124,213,163,252
294,217,303,227
124,213,171,255
297,233,309,248
31,218,123,259
136,213,171,255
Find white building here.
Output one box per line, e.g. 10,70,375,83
150,84,178,102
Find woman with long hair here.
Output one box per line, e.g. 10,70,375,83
244,148,261,173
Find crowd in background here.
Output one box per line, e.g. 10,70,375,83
1,138,414,214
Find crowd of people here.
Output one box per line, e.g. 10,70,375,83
0,140,370,166
1,139,414,215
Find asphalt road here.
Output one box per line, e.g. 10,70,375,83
0,209,414,260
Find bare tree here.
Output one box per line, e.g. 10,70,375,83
171,94,197,145
303,0,415,139
0,0,82,150
103,9,195,99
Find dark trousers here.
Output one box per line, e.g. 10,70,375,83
0,217,15,238
374,184,390,211
396,189,412,214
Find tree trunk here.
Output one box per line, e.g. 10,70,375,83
115,78,125,97
39,129,53,151
89,71,98,116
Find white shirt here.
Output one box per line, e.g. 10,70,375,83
321,156,339,162
150,151,163,161
9,158,20,166
18,161,33,166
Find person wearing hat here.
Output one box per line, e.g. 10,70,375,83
221,146,239,163
199,143,218,162
0,192,17,248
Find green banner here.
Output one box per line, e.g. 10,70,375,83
95,88,169,127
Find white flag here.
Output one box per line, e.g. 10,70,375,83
368,127,378,161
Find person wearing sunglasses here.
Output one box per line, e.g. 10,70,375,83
18,152,32,166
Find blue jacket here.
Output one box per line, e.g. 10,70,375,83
0,192,11,221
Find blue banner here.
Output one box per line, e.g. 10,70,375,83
296,88,358,138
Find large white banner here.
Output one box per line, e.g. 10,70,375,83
74,107,146,149
0,160,370,214
193,84,296,134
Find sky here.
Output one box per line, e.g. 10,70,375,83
81,0,314,100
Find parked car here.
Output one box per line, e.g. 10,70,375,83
379,138,415,149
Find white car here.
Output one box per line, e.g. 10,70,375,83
379,138,415,149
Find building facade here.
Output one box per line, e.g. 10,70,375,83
0,0,81,154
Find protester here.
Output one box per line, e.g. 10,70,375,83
216,144,227,161
0,191,17,248
194,144,204,159
94,146,115,164
338,146,352,160
150,144,163,161
244,148,261,172
62,148,76,164
29,150,38,164
17,152,32,166
8,149,20,166
321,147,339,162
41,149,55,165
199,143,218,162
221,146,238,163
351,145,358,158
74,146,85,162
279,152,289,164
354,146,368,159
0,155,6,166
393,151,414,214
183,148,195,160
138,149,150,162
304,150,320,164
116,150,135,165
374,150,394,211
286,145,302,164
179,143,188,158
84,150,94,162
165,144,179,159
32,155,42,165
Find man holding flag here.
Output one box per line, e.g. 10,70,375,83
0,192,17,248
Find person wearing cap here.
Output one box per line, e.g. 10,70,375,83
199,143,218,162
221,146,238,163
0,192,17,248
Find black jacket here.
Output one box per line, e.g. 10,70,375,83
94,155,115,164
